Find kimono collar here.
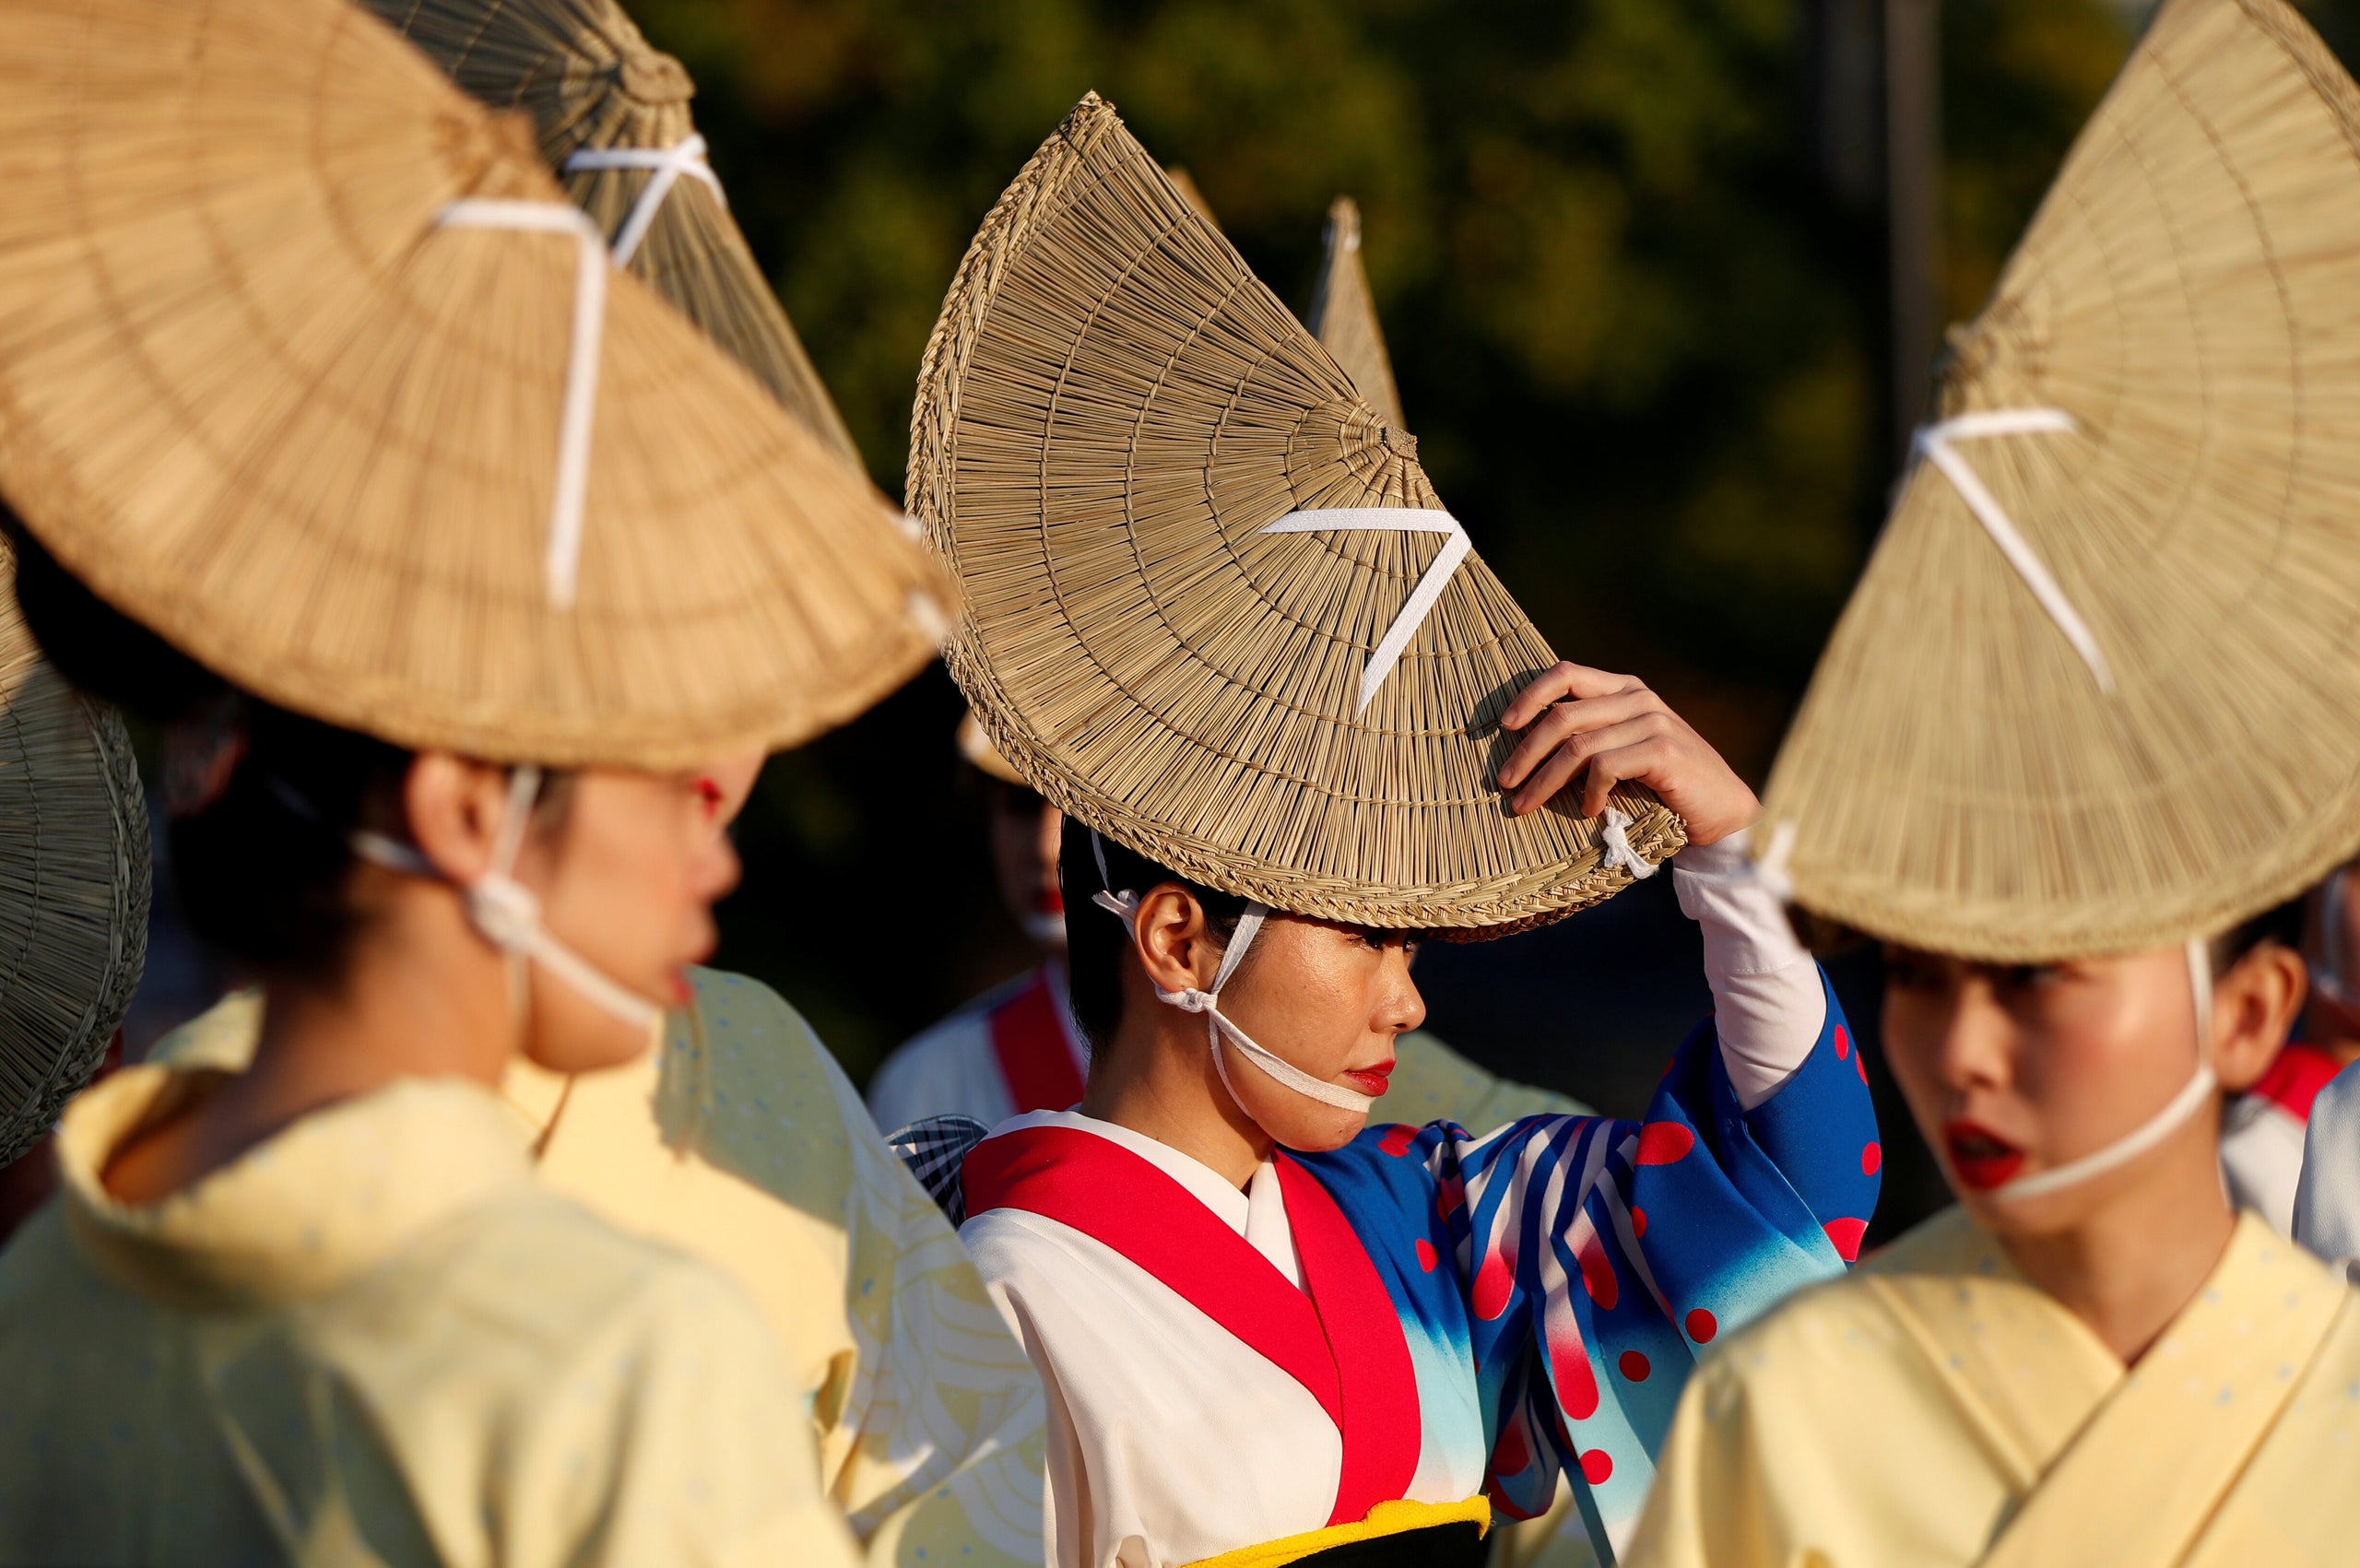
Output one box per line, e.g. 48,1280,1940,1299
57,1065,536,1313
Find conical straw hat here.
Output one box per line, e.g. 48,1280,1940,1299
0,545,148,1164
362,0,865,465
957,711,1027,786
0,0,944,771
910,95,1682,935
1305,196,1407,430
1760,0,2360,961
1164,167,1221,228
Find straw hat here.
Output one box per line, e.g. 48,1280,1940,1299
0,545,148,1164
1760,0,2360,961
0,0,943,771
361,0,864,464
1305,197,1407,430
1164,167,1221,228
957,711,1027,787
910,95,1682,935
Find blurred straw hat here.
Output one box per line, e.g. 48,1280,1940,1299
910,94,1680,935
0,545,147,1164
1761,0,2360,961
0,0,943,770
1163,167,1221,228
362,0,864,464
1305,197,1406,430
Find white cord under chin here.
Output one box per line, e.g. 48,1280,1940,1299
1089,833,1375,1116
1990,934,2214,1202
350,767,665,1032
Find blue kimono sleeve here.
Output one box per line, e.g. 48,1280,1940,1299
1301,969,1878,1558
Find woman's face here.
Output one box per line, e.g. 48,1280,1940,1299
513,767,740,1073
1881,945,2215,1233
1212,913,1425,1151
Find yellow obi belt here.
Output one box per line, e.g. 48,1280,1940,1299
1184,1496,1492,1568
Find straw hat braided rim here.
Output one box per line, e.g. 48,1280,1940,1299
910,97,1683,937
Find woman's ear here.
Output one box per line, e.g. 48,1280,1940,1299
2212,941,2310,1094
402,752,513,886
1131,884,1212,996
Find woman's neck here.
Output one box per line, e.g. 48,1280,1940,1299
1078,1009,1271,1188
101,882,513,1204
1995,1137,2238,1365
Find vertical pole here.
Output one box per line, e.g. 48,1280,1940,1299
1885,0,1941,463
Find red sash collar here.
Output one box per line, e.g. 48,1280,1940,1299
988,972,1087,1114
965,1123,1422,1527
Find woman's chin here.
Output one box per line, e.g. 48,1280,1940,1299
1268,1107,1370,1154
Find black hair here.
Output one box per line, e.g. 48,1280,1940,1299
2213,896,2305,976
1057,814,1247,1058
12,521,413,981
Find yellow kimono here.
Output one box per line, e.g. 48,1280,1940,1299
157,970,1045,1568
1626,1208,2360,1567
0,1065,857,1566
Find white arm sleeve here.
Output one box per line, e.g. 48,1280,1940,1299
1671,828,1827,1113
2295,1060,2360,1278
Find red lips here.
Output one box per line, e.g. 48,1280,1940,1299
1340,1060,1397,1098
1944,1119,2026,1192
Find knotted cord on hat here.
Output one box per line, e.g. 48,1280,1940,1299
563,133,725,267
351,766,665,1032
1087,831,1374,1116
1259,507,1471,715
1989,934,2217,1202
435,199,611,610
1913,409,2111,691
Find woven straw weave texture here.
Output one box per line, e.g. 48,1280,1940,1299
1764,0,2360,960
1306,197,1406,431
0,547,147,1164
364,0,864,464
910,95,1682,935
0,0,940,770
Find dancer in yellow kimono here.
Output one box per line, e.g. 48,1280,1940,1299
0,0,946,1562
142,4,1051,1561
1625,4,2360,1562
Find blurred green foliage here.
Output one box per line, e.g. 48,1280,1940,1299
631,0,2344,1080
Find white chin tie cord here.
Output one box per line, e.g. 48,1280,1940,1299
1990,934,2216,1202
351,766,666,1033
1089,832,1374,1115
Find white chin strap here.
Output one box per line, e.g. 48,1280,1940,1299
1990,935,2217,1202
351,766,666,1033
1089,832,1373,1116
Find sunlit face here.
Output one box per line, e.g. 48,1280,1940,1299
991,786,1066,949
1211,913,1425,1152
512,768,740,1073
1881,945,2213,1234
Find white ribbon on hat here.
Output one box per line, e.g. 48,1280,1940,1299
352,767,665,1032
563,134,726,267
1259,507,1471,715
1088,831,1374,1115
436,199,612,610
1989,934,2216,1202
1599,807,1658,881
1913,408,2111,692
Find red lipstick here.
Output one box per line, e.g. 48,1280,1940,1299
1341,1060,1396,1098
1944,1119,2026,1192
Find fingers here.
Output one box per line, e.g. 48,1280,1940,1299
1499,662,1643,731
1579,735,1679,819
1496,687,1667,789
1507,715,1667,816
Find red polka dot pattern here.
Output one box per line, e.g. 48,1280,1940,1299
1618,1350,1651,1382
1855,1051,1868,1085
1822,1217,1868,1262
1686,1307,1718,1344
1378,1124,1418,1157
1834,1025,1851,1061
1415,1238,1438,1274
1473,1254,1514,1320
1552,1340,1601,1421
1580,1448,1614,1485
1576,1230,1619,1310
1636,1121,1695,1165
1630,1207,1647,1238
1861,1141,1882,1176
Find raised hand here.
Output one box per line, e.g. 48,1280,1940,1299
1494,662,1759,846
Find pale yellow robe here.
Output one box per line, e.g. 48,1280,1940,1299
0,1064,857,1566
154,970,1046,1568
1626,1208,2360,1567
